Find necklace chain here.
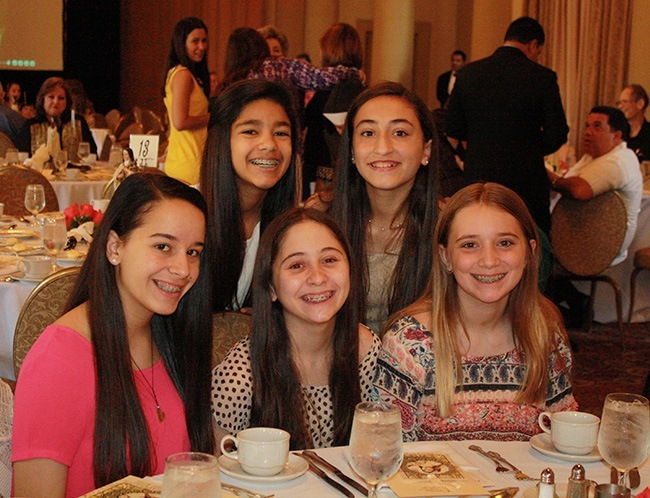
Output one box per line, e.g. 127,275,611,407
368,218,404,232
130,341,165,423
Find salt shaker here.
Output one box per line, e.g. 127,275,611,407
538,468,555,498
566,464,588,498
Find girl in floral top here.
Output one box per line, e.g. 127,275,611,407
374,183,577,441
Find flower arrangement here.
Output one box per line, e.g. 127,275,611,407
63,203,104,230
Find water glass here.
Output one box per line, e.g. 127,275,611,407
77,142,91,162
597,393,649,488
42,215,67,272
349,401,404,498
24,184,46,224
53,150,68,176
161,452,221,498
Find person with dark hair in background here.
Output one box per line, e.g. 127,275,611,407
12,174,215,497
447,16,569,235
5,81,22,111
436,50,466,108
618,84,650,162
201,79,300,312
212,207,379,449
162,17,210,185
0,81,27,151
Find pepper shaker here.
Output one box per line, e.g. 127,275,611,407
566,464,589,498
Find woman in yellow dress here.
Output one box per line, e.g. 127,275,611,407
162,17,210,185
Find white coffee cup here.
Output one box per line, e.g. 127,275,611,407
538,411,600,455
20,255,52,279
65,168,80,180
91,199,110,212
220,427,290,476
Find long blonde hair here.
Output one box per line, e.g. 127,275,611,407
389,183,567,416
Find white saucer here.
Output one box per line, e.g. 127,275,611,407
0,216,17,227
8,271,49,283
530,434,601,462
218,454,309,483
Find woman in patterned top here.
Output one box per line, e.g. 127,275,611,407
212,208,380,449
375,183,578,441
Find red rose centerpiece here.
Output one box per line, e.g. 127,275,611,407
63,203,104,230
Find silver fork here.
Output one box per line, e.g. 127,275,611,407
486,450,536,481
222,483,275,498
468,445,510,473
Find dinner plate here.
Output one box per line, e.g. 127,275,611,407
0,215,17,227
529,434,601,462
218,454,309,483
0,245,47,256
0,228,39,239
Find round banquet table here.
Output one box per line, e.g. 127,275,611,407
50,178,109,210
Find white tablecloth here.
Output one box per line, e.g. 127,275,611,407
0,279,37,380
215,441,649,497
575,193,650,323
51,178,109,210
90,128,110,158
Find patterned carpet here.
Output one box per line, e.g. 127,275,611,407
569,321,650,416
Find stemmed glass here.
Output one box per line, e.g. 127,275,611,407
24,184,46,225
349,401,404,498
53,150,68,177
77,142,90,163
42,215,67,273
597,393,649,488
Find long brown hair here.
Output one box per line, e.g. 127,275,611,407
249,207,362,449
392,182,567,416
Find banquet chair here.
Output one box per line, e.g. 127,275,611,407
115,122,144,149
550,191,627,335
0,378,12,498
0,165,59,216
627,247,650,322
0,132,15,158
140,109,165,135
91,113,108,129
13,267,80,379
212,311,251,368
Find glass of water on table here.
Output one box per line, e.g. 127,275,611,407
349,401,404,498
161,452,221,498
42,214,67,273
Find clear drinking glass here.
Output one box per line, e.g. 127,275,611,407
53,150,68,176
349,401,404,498
77,142,90,162
24,184,46,224
597,393,650,488
42,215,67,272
161,452,221,498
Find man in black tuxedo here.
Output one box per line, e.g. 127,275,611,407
446,17,569,234
436,50,466,108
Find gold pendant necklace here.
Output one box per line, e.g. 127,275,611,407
130,341,165,423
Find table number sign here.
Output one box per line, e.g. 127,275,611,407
129,135,159,168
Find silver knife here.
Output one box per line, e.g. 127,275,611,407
300,455,355,497
302,450,368,495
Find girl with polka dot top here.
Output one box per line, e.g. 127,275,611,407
211,207,380,449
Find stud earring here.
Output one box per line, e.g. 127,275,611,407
111,258,118,264
351,155,355,164
422,159,429,166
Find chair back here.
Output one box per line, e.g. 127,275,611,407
105,109,121,133
551,191,627,276
13,267,80,379
0,166,59,216
212,312,251,368
115,123,144,149
0,132,15,158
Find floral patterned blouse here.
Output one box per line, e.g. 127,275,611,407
374,316,578,442
248,57,359,91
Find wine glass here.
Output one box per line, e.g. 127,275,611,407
53,150,68,177
42,215,67,273
161,452,221,498
349,401,404,497
597,393,650,488
77,142,90,163
24,184,46,225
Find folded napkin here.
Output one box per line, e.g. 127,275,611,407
67,221,94,243
47,126,61,159
25,144,50,171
